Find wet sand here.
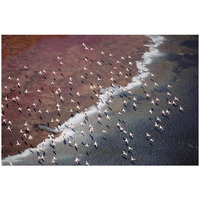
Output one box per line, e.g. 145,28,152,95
2,35,198,165
2,35,150,158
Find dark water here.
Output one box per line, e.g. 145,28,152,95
2,35,198,165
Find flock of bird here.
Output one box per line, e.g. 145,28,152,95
2,40,184,165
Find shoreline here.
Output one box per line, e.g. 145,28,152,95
2,35,165,163
2,35,151,159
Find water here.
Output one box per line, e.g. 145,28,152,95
2,35,198,165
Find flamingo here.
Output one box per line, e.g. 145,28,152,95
130,156,136,161
52,156,57,163
149,138,155,143
74,157,80,164
151,100,155,105
167,91,171,96
149,109,153,114
128,146,133,151
146,133,151,137
7,126,12,131
85,143,89,148
74,142,78,149
157,116,161,122
94,141,98,148
174,96,179,101
86,161,90,166
179,106,184,112
162,110,166,115
155,97,160,102
155,122,159,127
167,84,172,88
133,96,137,101
129,132,134,139
122,151,128,157
159,125,164,131
124,138,129,144
151,73,155,77
146,93,150,98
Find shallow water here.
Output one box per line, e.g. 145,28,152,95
2,35,198,165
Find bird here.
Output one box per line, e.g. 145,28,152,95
94,141,98,148
174,96,179,101
85,143,89,148
124,138,129,144
122,151,128,157
74,157,80,164
28,135,33,140
151,73,155,77
7,126,12,131
133,97,137,101
166,109,170,115
130,156,136,161
179,106,184,112
155,122,159,127
149,138,155,143
146,93,150,98
52,156,57,163
167,84,172,88
156,116,161,122
74,141,78,149
151,100,155,105
159,125,164,131
162,110,166,115
86,161,90,166
155,97,160,102
129,132,134,139
146,133,151,137
154,82,158,86
167,91,171,96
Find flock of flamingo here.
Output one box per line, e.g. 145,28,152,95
2,40,184,165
